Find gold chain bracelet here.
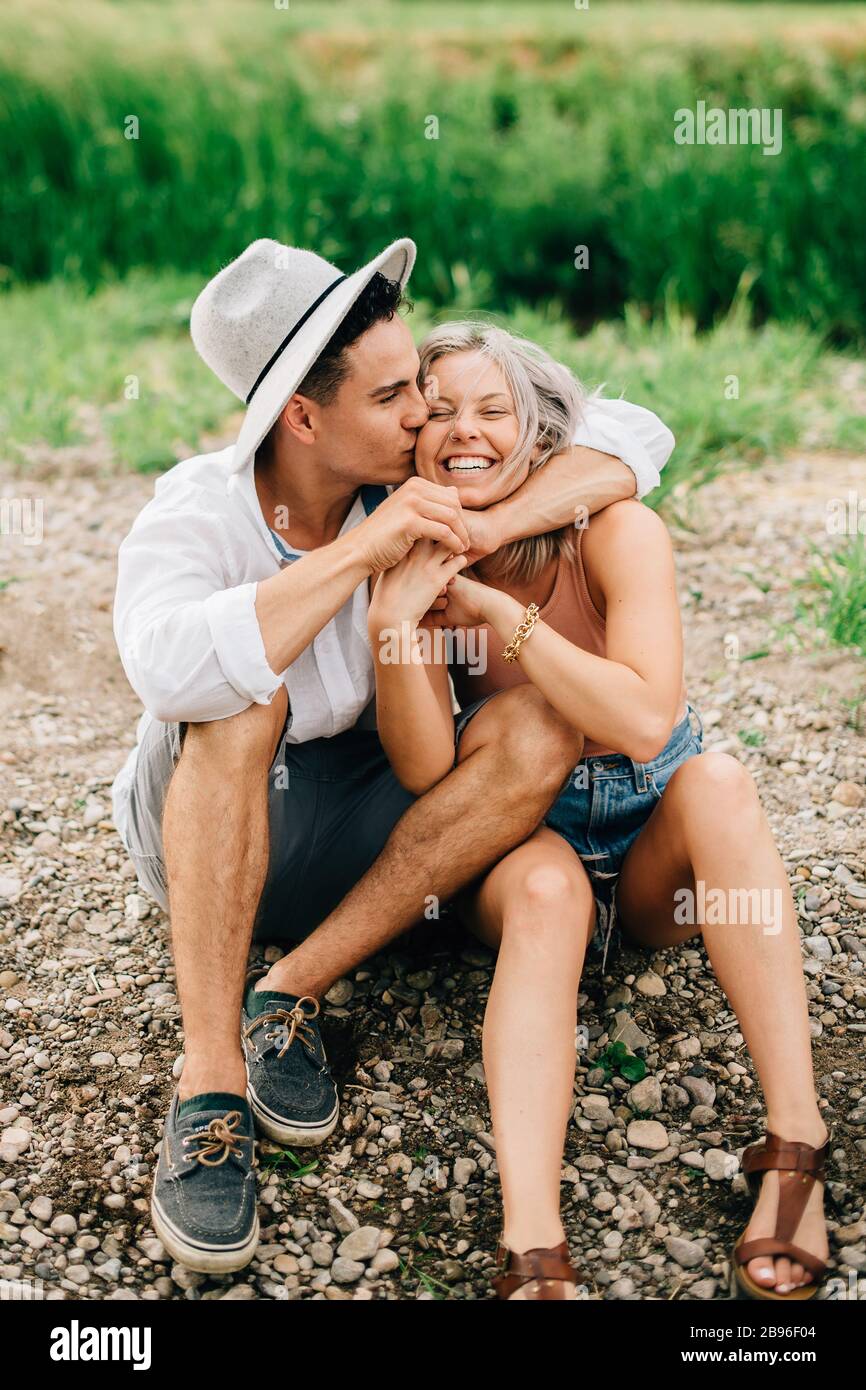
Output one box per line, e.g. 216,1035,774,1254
502,602,540,663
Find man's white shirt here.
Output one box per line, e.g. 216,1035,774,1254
111,396,675,846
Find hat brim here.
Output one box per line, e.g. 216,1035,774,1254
230,237,416,472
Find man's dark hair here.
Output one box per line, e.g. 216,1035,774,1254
256,271,411,465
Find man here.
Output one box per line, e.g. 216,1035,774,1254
111,236,674,1272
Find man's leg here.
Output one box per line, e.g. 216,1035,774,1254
162,687,289,1101
260,684,584,998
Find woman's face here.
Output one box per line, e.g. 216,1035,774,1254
414,349,531,507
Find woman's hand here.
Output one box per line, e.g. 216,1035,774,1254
425,571,504,628
368,540,469,631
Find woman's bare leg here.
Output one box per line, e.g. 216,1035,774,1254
459,826,597,1299
614,751,830,1295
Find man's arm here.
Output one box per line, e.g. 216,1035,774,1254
466,396,675,557
114,479,467,724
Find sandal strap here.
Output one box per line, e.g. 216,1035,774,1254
493,1238,579,1299
735,1237,828,1281
742,1130,830,1180
740,1128,832,1268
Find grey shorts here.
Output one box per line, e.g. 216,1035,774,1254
119,711,417,944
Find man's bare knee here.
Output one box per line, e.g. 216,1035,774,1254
180,685,288,772
497,686,584,776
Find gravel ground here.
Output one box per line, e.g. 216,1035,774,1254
1,447,865,1301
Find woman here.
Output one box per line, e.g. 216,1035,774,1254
367,322,832,1302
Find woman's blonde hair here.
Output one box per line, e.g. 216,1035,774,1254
417,320,597,585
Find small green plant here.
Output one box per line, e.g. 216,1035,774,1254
259,1147,319,1180
738,728,766,747
596,1040,646,1083
805,539,866,658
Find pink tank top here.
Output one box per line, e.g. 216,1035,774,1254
451,528,686,759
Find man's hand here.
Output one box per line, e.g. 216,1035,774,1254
354,477,469,573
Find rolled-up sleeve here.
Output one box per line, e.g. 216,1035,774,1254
572,396,675,499
114,501,283,724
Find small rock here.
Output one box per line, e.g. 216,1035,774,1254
331,1257,365,1285
705,1149,739,1181
665,1236,704,1269
627,1077,663,1114
29,1196,53,1222
627,1120,669,1152
635,971,667,997
832,782,864,808
337,1226,381,1262
453,1157,477,1186
356,1179,384,1200
328,1197,359,1235
371,1247,400,1274
325,979,353,1006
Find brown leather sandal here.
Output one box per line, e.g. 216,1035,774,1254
492,1235,582,1300
731,1126,832,1301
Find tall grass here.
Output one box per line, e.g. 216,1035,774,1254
2,2,866,338
2,269,863,481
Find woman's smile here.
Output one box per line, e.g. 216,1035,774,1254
438,451,502,475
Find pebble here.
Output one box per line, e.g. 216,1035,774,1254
337,1226,381,1262
704,1149,739,1181
453,1157,477,1186
627,1120,669,1152
356,1179,384,1200
635,971,666,997
327,1197,359,1235
665,1236,705,1269
628,1077,663,1114
371,1248,400,1274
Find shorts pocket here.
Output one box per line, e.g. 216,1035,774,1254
647,741,701,802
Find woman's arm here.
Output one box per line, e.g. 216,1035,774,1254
445,499,683,763
367,543,465,794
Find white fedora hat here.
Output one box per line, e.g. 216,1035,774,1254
190,236,416,472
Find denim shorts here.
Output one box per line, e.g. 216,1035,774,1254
454,696,704,972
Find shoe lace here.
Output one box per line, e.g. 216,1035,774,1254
244,996,321,1059
182,1111,248,1167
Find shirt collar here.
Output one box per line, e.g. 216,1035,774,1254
267,491,367,565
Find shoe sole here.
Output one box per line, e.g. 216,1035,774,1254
246,1077,339,1146
150,1193,260,1275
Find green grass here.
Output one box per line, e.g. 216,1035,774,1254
0,273,234,472
1,270,863,485
802,539,866,656
3,2,866,338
